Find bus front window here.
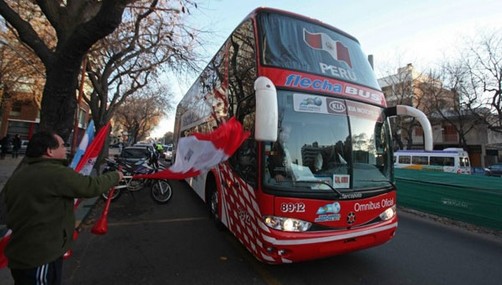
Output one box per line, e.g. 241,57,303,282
263,91,392,194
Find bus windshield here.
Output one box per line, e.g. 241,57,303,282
264,91,392,193
258,12,380,90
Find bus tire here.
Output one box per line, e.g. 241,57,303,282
206,175,225,231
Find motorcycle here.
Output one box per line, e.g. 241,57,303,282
101,153,173,204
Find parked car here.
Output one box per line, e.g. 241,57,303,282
485,163,502,177
470,167,486,176
118,146,153,164
133,143,155,153
19,139,29,154
163,144,173,162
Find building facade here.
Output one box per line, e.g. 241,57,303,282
0,86,90,147
378,63,502,167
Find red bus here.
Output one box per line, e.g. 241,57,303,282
173,7,432,264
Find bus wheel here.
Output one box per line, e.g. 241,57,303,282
209,189,225,231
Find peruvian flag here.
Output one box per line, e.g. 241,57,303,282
303,29,352,68
134,117,250,180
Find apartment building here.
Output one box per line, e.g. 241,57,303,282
378,63,502,167
0,86,90,146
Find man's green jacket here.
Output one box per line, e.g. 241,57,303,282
4,157,120,269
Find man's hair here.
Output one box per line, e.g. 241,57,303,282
25,131,59,158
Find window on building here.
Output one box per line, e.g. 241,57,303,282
10,101,22,116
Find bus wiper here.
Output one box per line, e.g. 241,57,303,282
295,180,342,196
358,179,396,188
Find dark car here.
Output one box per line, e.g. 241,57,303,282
118,146,153,164
133,143,156,154
485,163,502,177
470,167,486,176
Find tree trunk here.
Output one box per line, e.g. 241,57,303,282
39,58,82,142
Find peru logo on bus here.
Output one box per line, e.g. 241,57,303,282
303,29,352,68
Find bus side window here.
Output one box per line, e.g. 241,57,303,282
412,156,428,165
398,155,411,164
231,138,257,186
444,157,454,166
430,157,441,166
229,111,257,186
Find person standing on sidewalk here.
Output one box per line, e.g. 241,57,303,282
0,134,11,159
3,131,124,285
11,134,21,159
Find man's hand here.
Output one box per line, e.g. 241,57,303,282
116,170,124,181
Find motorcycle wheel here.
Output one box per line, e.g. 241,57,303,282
151,180,173,204
127,179,144,192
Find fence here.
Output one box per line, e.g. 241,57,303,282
394,169,502,230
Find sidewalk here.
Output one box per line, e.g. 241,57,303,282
0,157,23,285
0,155,102,284
0,157,22,233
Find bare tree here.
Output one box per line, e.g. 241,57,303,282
460,30,502,133
420,64,478,150
84,1,200,132
378,63,430,149
0,38,45,117
0,7,47,121
0,0,197,141
114,84,173,144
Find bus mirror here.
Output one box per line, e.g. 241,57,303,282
254,76,278,142
386,105,433,151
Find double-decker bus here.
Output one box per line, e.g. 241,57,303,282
173,7,433,264
394,148,471,174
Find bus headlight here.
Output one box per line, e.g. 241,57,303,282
263,216,312,232
379,205,396,221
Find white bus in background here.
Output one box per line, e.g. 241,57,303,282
393,148,471,174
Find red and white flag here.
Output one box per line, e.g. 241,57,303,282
0,229,11,268
72,122,110,208
134,117,250,180
303,29,352,68
67,123,110,258
75,122,110,175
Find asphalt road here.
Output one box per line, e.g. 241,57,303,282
55,179,502,285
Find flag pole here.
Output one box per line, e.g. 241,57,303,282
72,56,88,155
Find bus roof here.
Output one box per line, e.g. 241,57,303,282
395,149,468,155
243,7,359,43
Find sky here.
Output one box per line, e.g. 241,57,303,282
150,0,502,138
